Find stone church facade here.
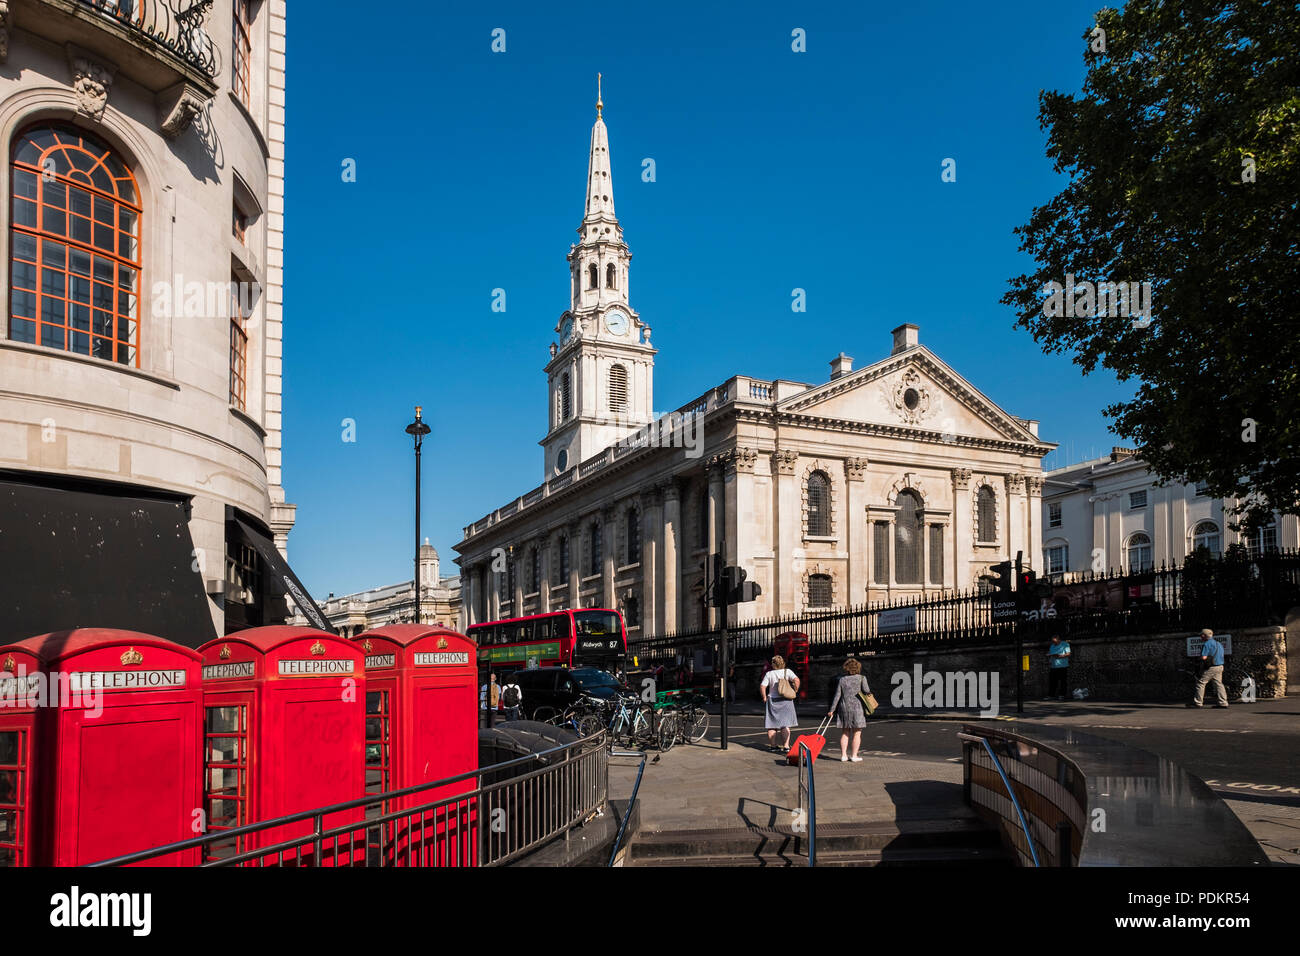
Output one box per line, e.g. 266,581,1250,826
455,89,1055,640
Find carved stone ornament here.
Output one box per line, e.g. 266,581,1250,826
879,367,932,425
157,80,207,139
724,446,758,475
67,46,117,121
1025,476,1044,495
845,457,869,481
1005,473,1026,494
0,2,10,63
951,467,973,490
772,448,799,476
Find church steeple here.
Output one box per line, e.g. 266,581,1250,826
544,77,655,480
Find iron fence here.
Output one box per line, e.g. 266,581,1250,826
89,732,608,867
631,549,1300,664
76,0,220,76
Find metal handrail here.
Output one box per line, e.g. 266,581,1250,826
89,732,606,867
798,740,816,866
959,731,1040,867
607,749,647,866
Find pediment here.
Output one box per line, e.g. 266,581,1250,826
777,348,1040,444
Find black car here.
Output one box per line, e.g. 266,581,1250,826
504,666,631,720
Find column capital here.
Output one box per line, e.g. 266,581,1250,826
660,481,681,503
845,456,869,481
1005,473,1026,494
723,446,758,476
640,486,662,508
1025,475,1044,495
772,448,799,476
951,467,973,490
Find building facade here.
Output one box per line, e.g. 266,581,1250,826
290,541,462,637
454,91,1056,640
1041,448,1299,575
0,1,303,644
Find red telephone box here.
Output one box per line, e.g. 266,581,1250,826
198,626,364,864
774,631,811,701
0,629,203,866
352,625,478,866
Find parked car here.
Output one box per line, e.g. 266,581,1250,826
504,666,632,720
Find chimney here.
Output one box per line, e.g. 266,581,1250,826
891,323,919,355
829,352,853,380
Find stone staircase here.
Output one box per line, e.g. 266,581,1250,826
626,817,1012,867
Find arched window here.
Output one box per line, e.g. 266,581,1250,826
606,262,616,289
626,506,640,564
589,520,602,576
587,263,598,289
807,471,831,536
1191,521,1220,556
559,372,572,420
894,490,923,584
11,125,141,366
608,364,628,414
1126,532,1152,572
808,574,832,608
976,486,996,543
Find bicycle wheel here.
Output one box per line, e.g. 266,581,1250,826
657,712,678,752
577,713,604,738
532,706,559,724
686,706,709,743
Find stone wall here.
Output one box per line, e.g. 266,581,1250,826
732,626,1288,707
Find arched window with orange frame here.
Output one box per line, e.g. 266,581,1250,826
10,125,141,366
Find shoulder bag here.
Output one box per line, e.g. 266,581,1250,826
855,676,878,715
776,670,797,701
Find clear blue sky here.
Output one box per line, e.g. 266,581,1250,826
283,0,1133,598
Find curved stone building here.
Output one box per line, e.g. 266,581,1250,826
0,2,312,644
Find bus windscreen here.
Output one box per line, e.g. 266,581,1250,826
572,610,624,660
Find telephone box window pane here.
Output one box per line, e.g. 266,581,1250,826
0,846,14,867
0,732,17,765
209,799,240,828
0,771,15,804
206,706,243,735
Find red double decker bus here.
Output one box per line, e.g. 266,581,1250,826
468,609,627,675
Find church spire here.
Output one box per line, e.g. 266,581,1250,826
583,72,617,225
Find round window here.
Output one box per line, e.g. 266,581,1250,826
556,449,569,473
903,388,920,410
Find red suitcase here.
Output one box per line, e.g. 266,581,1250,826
787,716,833,765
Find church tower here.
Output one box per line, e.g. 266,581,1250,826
542,76,656,478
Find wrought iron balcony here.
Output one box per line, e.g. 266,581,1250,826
74,0,218,77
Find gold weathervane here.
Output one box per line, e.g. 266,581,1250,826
120,647,143,666
596,72,602,118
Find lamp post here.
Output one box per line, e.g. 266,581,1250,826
405,406,431,624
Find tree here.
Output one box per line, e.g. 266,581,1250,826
1002,1,1299,531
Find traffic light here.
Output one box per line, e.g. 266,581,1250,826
981,561,1014,594
1017,569,1037,591
713,564,763,605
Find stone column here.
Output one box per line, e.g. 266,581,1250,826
567,521,582,608
602,506,616,608
461,565,475,627
1005,474,1026,568
951,468,972,589
1090,493,1108,572
727,448,757,617
772,449,799,615
512,547,525,615
707,457,726,627
1025,476,1044,572
488,556,501,620
845,457,868,606
538,532,552,613
661,482,680,633
641,488,660,637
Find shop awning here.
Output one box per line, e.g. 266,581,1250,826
229,515,335,634
0,475,219,648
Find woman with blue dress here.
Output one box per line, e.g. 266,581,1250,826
760,655,800,751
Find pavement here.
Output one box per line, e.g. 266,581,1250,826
607,693,1300,864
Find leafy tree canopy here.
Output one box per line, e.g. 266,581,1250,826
1002,1,1298,531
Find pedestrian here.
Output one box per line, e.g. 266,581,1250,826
480,673,500,713
760,654,800,752
501,676,523,721
1047,634,1071,700
828,658,870,762
1188,628,1229,709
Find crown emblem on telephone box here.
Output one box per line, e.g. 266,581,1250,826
120,647,144,666
310,640,326,656
437,637,449,649
219,645,232,660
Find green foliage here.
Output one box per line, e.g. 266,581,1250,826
1002,1,1299,531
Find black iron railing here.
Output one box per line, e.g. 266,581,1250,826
89,732,608,867
76,0,219,77
632,549,1299,663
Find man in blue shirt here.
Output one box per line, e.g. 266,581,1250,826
1047,635,1071,700
1189,629,1229,708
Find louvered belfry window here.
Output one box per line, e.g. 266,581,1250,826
894,490,923,585
807,471,831,535
609,364,628,414
977,486,996,543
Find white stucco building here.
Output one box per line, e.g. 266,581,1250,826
0,1,306,644
454,88,1056,639
1040,448,1299,576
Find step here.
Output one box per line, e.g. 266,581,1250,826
629,818,1001,860
631,845,1015,867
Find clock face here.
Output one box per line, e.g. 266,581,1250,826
604,309,629,336
560,318,573,344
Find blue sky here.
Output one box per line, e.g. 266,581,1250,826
283,0,1133,598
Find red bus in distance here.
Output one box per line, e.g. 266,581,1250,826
468,609,627,675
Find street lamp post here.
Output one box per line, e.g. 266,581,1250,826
405,406,431,625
